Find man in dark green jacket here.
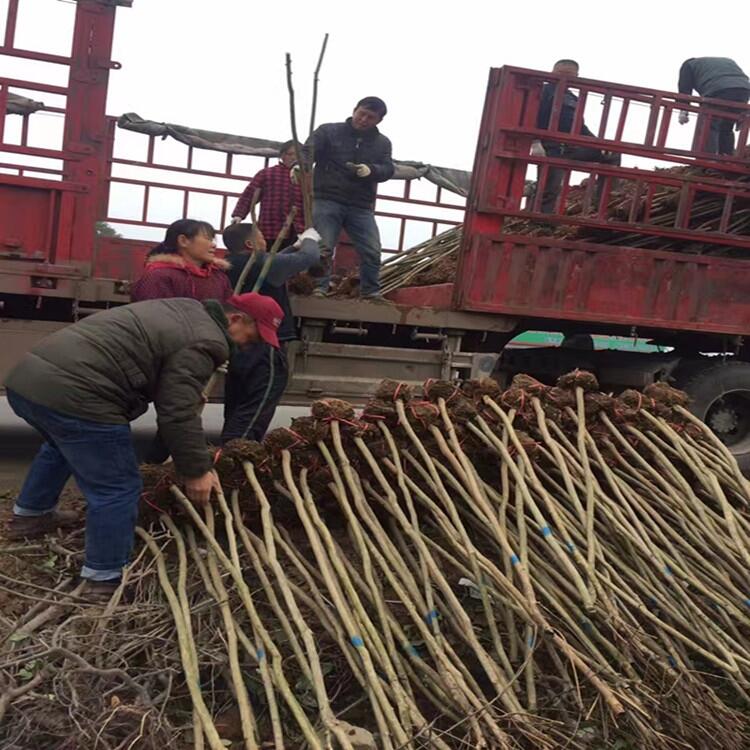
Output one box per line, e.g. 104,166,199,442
4,292,283,595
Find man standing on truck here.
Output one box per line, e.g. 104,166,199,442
677,57,750,155
2,293,283,600
534,59,620,214
221,223,321,442
230,141,305,249
296,96,394,299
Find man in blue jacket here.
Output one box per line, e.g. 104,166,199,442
677,57,750,155
296,96,394,298
222,224,321,442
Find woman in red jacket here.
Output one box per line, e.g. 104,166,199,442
131,219,232,464
131,218,232,302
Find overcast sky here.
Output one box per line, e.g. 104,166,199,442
99,0,750,170
5,0,750,169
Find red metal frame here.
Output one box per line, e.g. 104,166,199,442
455,66,750,336
97,117,464,279
0,0,121,274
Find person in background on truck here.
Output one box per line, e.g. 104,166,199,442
220,222,321,442
2,292,282,600
677,57,750,155
295,96,394,299
130,218,233,464
534,59,620,214
230,140,305,250
130,218,232,303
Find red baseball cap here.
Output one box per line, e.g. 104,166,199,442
227,292,283,348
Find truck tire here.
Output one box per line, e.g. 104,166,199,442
680,361,750,473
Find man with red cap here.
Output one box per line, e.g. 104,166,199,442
3,292,283,599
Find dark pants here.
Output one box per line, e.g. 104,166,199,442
7,390,141,580
539,144,621,214
702,88,750,155
221,343,289,443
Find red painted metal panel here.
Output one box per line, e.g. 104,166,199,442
389,284,454,309
0,183,57,261
459,234,750,335
455,67,750,336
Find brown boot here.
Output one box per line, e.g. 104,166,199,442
80,578,125,605
4,509,80,541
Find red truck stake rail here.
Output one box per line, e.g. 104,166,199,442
455,66,750,337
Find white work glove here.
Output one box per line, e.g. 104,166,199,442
530,140,546,157
353,163,371,178
299,227,321,243
678,110,690,125
293,227,321,247
290,165,301,184
230,216,242,225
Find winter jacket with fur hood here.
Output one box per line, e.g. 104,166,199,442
130,253,233,303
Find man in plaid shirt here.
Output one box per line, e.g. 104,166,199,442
231,140,305,249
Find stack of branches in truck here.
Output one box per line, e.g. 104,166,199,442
320,166,750,296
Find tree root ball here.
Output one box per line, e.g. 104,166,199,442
446,396,478,422
288,272,316,296
360,399,399,427
289,416,331,444
462,378,502,402
510,374,548,396
423,379,462,402
501,388,532,411
221,439,268,465
583,392,617,417
214,439,268,489
374,379,413,403
264,427,308,453
406,401,441,433
544,387,576,409
139,463,177,519
311,398,356,422
643,382,690,407
515,430,541,459
557,369,599,392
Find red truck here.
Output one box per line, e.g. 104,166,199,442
3,1,750,466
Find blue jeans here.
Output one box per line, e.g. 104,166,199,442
313,198,382,295
8,390,142,581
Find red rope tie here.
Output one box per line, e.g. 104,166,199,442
141,492,168,515
213,448,223,465
446,386,461,403
394,382,405,401
361,413,386,421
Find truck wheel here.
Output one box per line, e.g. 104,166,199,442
681,361,750,473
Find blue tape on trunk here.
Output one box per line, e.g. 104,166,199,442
566,541,575,553
541,526,552,537
424,609,439,624
510,554,520,566
256,648,266,662
350,636,364,648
